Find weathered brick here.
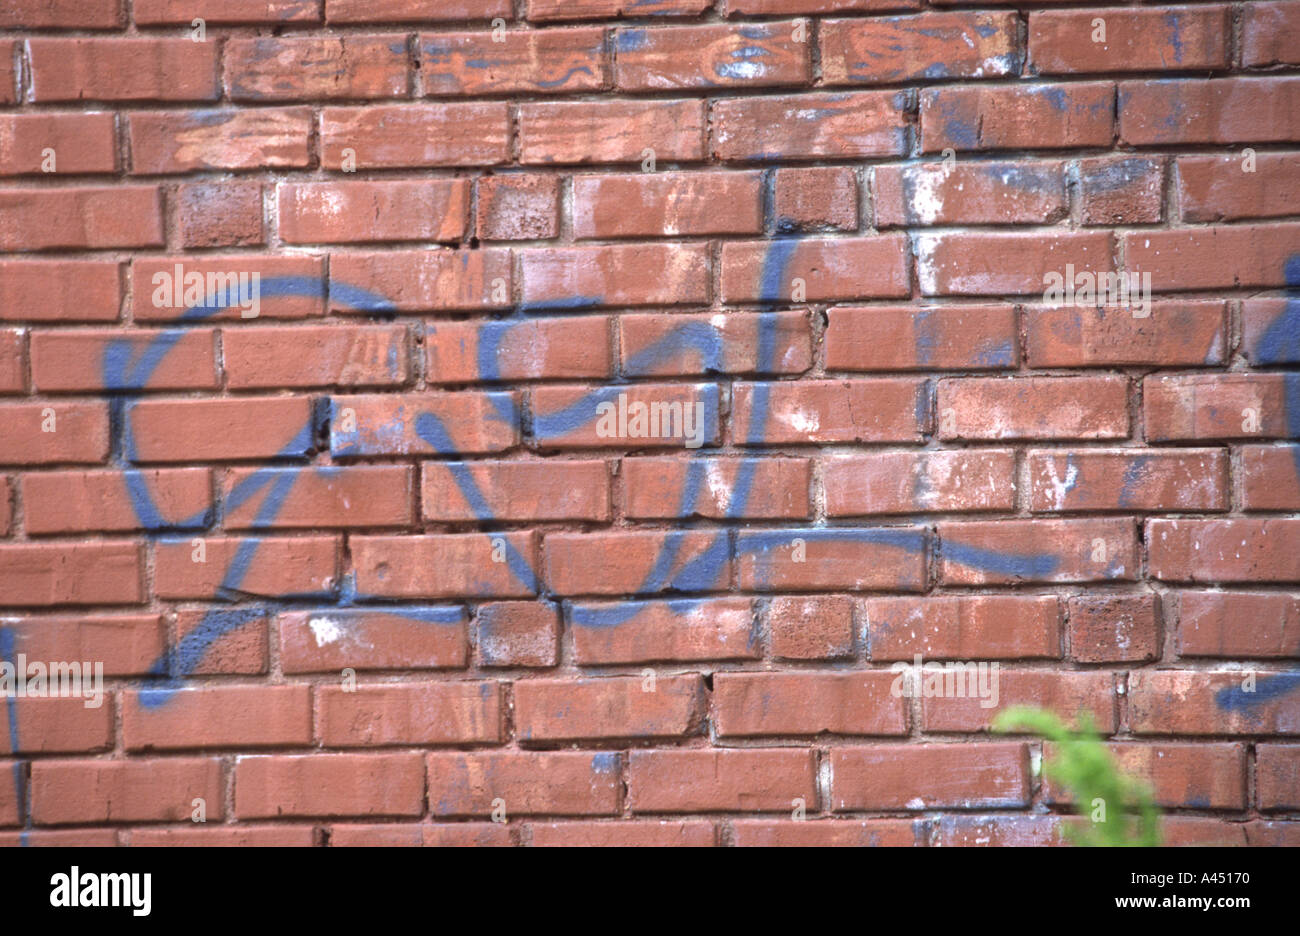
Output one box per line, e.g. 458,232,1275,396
822,12,1017,85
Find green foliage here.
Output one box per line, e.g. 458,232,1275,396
993,705,1160,847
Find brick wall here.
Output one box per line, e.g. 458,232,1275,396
0,0,1297,847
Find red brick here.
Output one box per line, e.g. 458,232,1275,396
712,91,908,161
330,392,519,456
616,22,809,91
574,171,762,239
917,231,1114,296
1235,297,1294,367
933,815,1068,847
716,671,906,737
225,37,409,101
0,42,11,106
1028,449,1228,513
1119,77,1300,145
330,250,511,313
153,535,337,600
1128,669,1300,736
529,0,709,18
1178,591,1300,659
1160,817,1249,846
1243,1,1300,66
1242,446,1300,510
519,99,706,165
0,187,163,251
0,0,122,27
732,379,926,445
279,180,467,246
175,608,268,676
1149,518,1300,584
1044,742,1245,810
32,758,222,825
515,675,705,742
428,751,620,817
1178,153,1300,223
1031,6,1229,74
822,12,1017,85
317,683,502,746
421,29,605,95
28,39,218,102
531,820,715,847
768,595,855,660
730,0,920,11
0,764,16,826
236,753,425,818
329,0,510,22
939,518,1138,585
620,311,811,377
0,260,121,323
1128,224,1300,291
924,671,1116,733
0,615,165,677
545,530,728,596
1067,593,1161,663
0,541,142,607
130,108,312,174
1143,374,1293,441
0,830,119,846
921,82,1114,152
135,0,319,22
628,749,815,813
1024,301,1226,368
831,744,1029,810
531,383,719,450
128,397,313,462
569,597,759,665
352,532,537,598
123,686,311,752
176,181,264,248
1246,821,1300,846
279,607,468,673
0,477,9,535
475,174,559,241
736,527,928,592
133,256,324,321
476,601,559,668
866,595,1061,661
0,402,109,466
31,328,217,392
773,167,858,231
0,330,24,394
826,304,1017,372
224,324,409,389
875,161,1066,227
721,236,909,302
427,317,611,384
1,698,112,755
23,468,213,535
422,460,609,522
329,823,510,847
937,376,1129,441
825,450,1017,516
1257,745,1300,810
0,114,117,176
623,456,810,519
223,465,414,529
732,819,917,847
1078,155,1165,225
321,104,510,169
522,244,710,310
129,826,317,847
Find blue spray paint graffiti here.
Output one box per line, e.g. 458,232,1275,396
7,243,1299,837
